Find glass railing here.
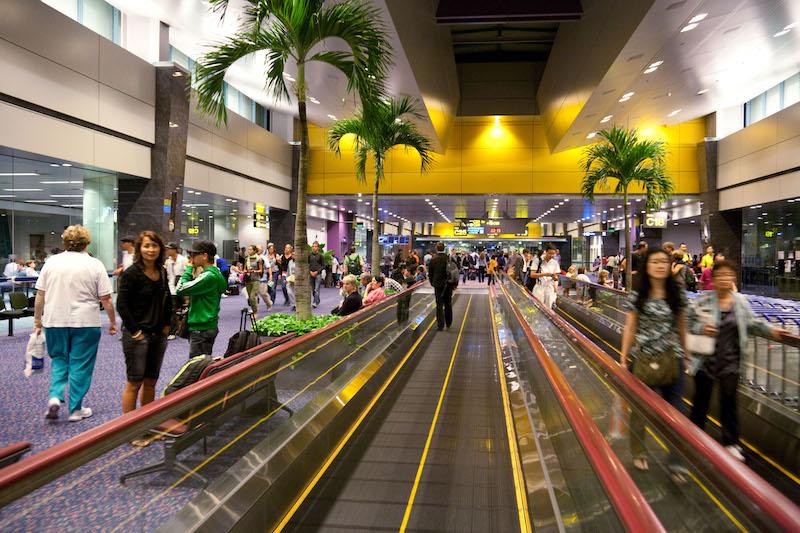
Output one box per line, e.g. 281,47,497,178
502,275,800,531
557,274,800,412
0,286,435,531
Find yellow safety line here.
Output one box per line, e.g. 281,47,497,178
560,306,800,487
111,316,403,533
274,318,437,531
399,295,473,532
488,292,533,533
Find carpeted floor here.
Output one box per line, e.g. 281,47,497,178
0,286,344,457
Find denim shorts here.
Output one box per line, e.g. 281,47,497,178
122,329,168,382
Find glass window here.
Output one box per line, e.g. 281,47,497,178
744,72,800,127
42,0,78,20
81,0,115,42
784,73,800,108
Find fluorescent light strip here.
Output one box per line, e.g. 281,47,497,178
40,181,81,184
0,173,39,177
25,200,57,203
50,194,83,198
4,188,42,192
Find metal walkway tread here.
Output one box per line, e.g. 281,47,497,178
285,293,519,532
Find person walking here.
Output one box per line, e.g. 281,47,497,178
243,245,265,319
34,225,116,422
477,251,487,283
275,244,294,306
428,242,455,331
309,241,325,308
285,250,297,311
176,240,227,357
331,252,341,285
686,260,787,461
529,245,560,309
164,242,188,340
264,243,279,304
620,248,688,478
117,231,172,417
487,254,498,285
700,245,715,269
113,236,135,276
343,246,363,278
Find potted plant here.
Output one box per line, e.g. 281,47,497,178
253,313,340,339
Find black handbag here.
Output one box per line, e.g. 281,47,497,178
173,306,191,339
633,348,679,387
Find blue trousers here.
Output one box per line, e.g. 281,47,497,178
44,327,101,412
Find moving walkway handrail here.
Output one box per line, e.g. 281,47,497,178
508,277,800,531
0,282,425,507
495,285,666,533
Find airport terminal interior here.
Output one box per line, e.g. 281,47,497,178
1,0,800,531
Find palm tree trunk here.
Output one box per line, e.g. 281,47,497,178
293,62,311,320
623,188,632,291
371,168,381,276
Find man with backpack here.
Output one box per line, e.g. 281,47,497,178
344,245,363,277
428,242,458,331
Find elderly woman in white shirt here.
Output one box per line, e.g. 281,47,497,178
34,225,117,422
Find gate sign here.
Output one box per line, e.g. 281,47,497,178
643,211,668,228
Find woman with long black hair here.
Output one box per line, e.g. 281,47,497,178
620,247,689,478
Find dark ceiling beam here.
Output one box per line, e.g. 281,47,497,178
452,39,554,46
437,0,583,24
454,50,551,63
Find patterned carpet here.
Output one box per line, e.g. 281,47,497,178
0,287,345,532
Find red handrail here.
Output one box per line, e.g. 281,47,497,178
493,285,666,532
0,282,427,505
507,278,800,531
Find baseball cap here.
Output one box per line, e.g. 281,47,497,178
188,240,216,257
165,242,178,250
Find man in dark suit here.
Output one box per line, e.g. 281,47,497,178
428,242,454,331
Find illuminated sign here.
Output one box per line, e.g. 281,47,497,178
467,226,484,235
253,220,268,229
254,202,267,214
187,226,199,235
453,228,468,236
456,218,528,235
765,230,775,238
643,211,668,228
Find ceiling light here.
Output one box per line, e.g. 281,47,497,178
25,199,57,203
697,89,709,95
308,97,320,104
643,67,658,74
172,71,183,77
188,190,194,194
586,131,597,139
327,114,336,120
0,172,39,177
600,115,613,123
49,194,82,198
49,164,59,167
689,13,707,23
61,163,72,167
622,92,635,98
649,61,664,68
762,212,768,215
169,122,179,128
668,109,682,117
681,23,699,32
0,195,15,198
3,188,42,192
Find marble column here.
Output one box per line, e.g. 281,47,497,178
118,62,189,241
698,139,742,265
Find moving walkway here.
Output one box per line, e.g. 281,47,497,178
0,281,798,531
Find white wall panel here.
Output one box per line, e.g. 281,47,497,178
184,160,211,191
0,0,100,79
719,171,800,210
98,38,155,105
93,133,150,178
186,125,215,160
0,39,99,123
98,84,155,143
777,102,800,143
0,102,94,164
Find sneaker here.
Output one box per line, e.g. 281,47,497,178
221,293,229,298
167,334,176,341
312,303,318,308
726,445,745,462
45,397,60,420
68,407,93,422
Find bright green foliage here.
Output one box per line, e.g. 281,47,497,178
384,288,397,296
581,126,674,289
254,312,340,337
328,97,433,269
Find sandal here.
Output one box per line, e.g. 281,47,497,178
633,457,649,471
130,437,152,448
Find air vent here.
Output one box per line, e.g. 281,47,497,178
602,89,616,95
666,1,687,11
627,53,644,61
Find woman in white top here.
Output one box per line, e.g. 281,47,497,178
264,243,280,304
34,225,116,422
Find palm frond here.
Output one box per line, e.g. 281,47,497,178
327,118,366,155
354,145,369,184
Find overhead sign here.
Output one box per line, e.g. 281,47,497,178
455,218,528,235
253,202,268,228
643,211,668,228
187,226,200,235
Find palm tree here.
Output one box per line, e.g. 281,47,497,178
581,126,673,290
328,97,433,271
194,0,391,319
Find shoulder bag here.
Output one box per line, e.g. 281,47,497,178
632,347,679,387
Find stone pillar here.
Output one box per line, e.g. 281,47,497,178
698,139,742,266
118,62,189,241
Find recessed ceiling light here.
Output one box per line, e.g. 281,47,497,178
586,131,597,139
681,23,699,32
774,29,790,37
49,194,83,198
689,13,707,23
25,199,57,203
308,97,320,104
327,114,337,120
697,89,709,95
649,60,664,68
600,115,613,123
643,67,658,74
49,164,59,167
0,172,39,177
3,188,42,192
668,109,682,117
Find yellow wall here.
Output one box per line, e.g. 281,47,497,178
308,116,704,195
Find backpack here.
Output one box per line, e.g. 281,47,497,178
683,264,697,289
346,253,362,276
446,258,460,285
163,355,214,396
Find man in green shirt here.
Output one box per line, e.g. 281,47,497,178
177,240,228,357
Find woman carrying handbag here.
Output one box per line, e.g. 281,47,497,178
686,260,788,461
620,248,689,480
